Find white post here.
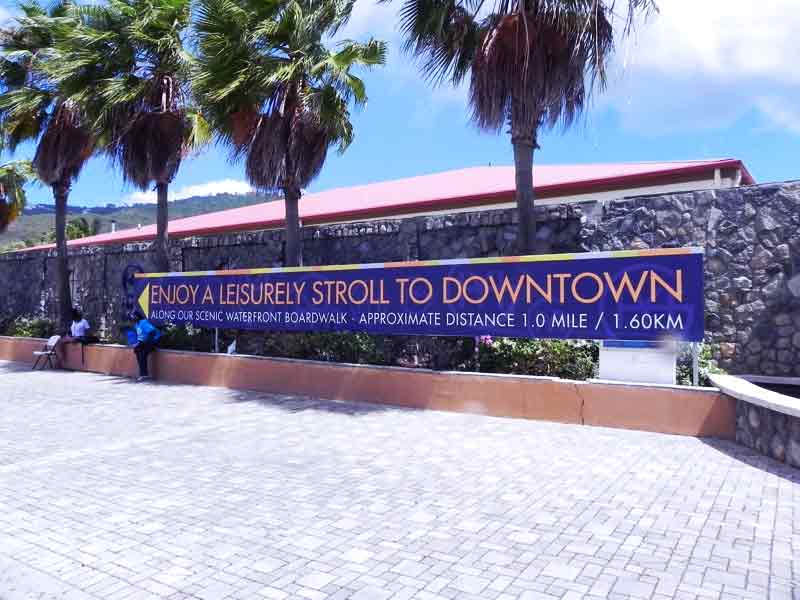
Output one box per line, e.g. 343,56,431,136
214,328,219,353
692,343,699,386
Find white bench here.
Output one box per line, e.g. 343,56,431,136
709,373,800,419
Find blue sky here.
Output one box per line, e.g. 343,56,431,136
2,0,799,206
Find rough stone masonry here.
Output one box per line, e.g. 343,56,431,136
2,180,800,376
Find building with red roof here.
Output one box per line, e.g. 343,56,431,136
24,158,753,251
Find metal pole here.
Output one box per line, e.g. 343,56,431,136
691,342,699,386
214,328,219,353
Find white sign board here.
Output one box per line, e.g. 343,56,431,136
599,340,678,385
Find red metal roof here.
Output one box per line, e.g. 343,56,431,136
24,159,753,251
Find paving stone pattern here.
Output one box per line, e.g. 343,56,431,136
1,361,799,600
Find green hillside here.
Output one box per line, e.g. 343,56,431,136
0,193,277,250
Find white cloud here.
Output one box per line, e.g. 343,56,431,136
755,97,800,135
336,0,397,40
340,0,800,138
605,0,800,134
622,1,799,83
334,1,474,127
124,179,254,204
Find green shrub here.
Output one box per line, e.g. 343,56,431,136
258,331,481,370
3,316,56,338
225,331,599,379
157,322,215,352
414,336,476,370
476,337,598,380
262,331,396,365
676,343,724,387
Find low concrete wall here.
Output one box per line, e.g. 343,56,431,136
0,336,44,363
1,336,734,439
582,380,735,438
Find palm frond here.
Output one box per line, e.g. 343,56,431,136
183,106,212,155
32,99,93,185
0,2,95,184
193,0,386,193
50,0,194,189
0,159,35,233
396,0,652,137
117,111,185,189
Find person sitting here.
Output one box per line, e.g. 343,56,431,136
132,310,161,382
56,308,92,364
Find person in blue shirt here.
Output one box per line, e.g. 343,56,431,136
132,310,161,381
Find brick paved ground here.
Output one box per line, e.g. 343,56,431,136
0,360,798,600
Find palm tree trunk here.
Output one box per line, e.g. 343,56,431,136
53,181,73,332
155,182,170,272
512,138,536,254
283,186,302,267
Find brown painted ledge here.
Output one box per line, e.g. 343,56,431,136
0,336,735,439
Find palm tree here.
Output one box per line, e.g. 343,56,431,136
51,0,208,272
0,1,94,330
67,216,102,239
193,0,386,266
397,0,656,253
0,159,35,232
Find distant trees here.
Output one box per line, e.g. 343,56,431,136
396,0,657,253
193,0,386,266
19,215,102,246
63,216,101,240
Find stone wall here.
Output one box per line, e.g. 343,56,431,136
735,399,800,466
581,182,800,376
2,181,800,375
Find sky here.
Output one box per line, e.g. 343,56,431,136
1,0,799,206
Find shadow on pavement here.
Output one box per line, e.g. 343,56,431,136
97,374,142,385
0,361,393,417
0,361,35,374
700,437,800,484
225,389,397,417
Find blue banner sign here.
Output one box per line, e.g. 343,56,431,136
133,248,704,341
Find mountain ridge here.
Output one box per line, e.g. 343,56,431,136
1,192,279,248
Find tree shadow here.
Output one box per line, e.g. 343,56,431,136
224,389,398,417
98,374,142,385
0,361,37,374
0,361,396,417
699,436,800,484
